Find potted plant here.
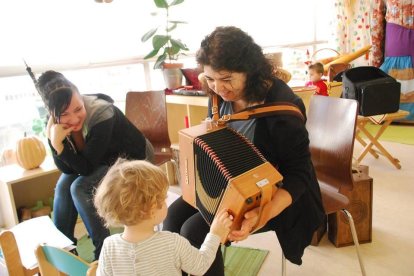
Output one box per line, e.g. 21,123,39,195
141,0,189,89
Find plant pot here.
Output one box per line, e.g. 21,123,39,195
163,64,183,89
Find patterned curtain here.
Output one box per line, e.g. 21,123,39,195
370,0,386,67
371,0,414,122
332,0,372,66
332,0,414,122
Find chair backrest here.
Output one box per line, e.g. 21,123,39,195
125,91,171,151
0,230,38,276
35,244,90,276
306,95,358,192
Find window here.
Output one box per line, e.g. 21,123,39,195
0,0,333,164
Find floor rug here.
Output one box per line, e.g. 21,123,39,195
360,123,414,145
78,235,269,276
222,245,269,276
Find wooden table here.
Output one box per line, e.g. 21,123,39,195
292,82,342,112
291,86,316,112
355,110,410,169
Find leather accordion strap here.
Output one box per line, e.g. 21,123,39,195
252,182,274,232
212,94,220,121
210,94,304,232
221,103,304,123
211,94,305,125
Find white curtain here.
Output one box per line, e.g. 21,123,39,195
330,0,372,67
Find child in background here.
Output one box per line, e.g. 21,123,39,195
94,159,233,276
305,62,329,96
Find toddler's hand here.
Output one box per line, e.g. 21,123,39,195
210,209,233,240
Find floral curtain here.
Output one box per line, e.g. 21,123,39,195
331,0,371,67
371,0,414,122
332,0,414,122
371,0,414,68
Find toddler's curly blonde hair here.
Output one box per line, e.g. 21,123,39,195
94,158,168,227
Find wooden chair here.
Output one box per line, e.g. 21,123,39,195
305,95,366,275
125,91,172,165
0,230,39,276
35,244,91,276
86,261,98,276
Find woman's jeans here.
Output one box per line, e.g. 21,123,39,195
53,165,110,260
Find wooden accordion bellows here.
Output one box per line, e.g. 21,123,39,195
179,123,283,242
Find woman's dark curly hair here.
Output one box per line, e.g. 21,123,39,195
196,26,274,103
36,70,79,119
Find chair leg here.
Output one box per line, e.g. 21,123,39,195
341,209,366,276
281,252,286,276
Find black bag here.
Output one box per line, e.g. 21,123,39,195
342,66,401,116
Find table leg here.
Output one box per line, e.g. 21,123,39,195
355,128,379,159
356,121,380,161
357,120,401,169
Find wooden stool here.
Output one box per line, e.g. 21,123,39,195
355,110,409,169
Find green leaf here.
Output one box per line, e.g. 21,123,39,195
170,0,184,7
166,45,180,57
144,48,160,59
169,20,187,24
154,53,167,69
166,23,177,32
141,28,158,42
152,35,169,50
170,38,188,50
154,0,168,8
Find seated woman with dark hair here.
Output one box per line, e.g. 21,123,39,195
36,71,153,260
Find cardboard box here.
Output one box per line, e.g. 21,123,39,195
327,169,373,247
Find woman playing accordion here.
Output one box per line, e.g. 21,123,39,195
163,26,324,275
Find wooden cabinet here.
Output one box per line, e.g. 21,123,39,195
0,157,61,229
328,167,373,247
166,95,208,143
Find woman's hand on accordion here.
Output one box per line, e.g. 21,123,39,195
210,209,233,240
229,188,293,242
228,208,260,242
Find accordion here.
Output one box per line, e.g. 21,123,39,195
179,122,283,243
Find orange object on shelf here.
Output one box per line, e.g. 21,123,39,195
323,45,372,73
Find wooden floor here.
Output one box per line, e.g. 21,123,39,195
74,141,414,276
239,141,414,276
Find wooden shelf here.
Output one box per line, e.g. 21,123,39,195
166,95,209,143
0,157,61,229
166,95,209,107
